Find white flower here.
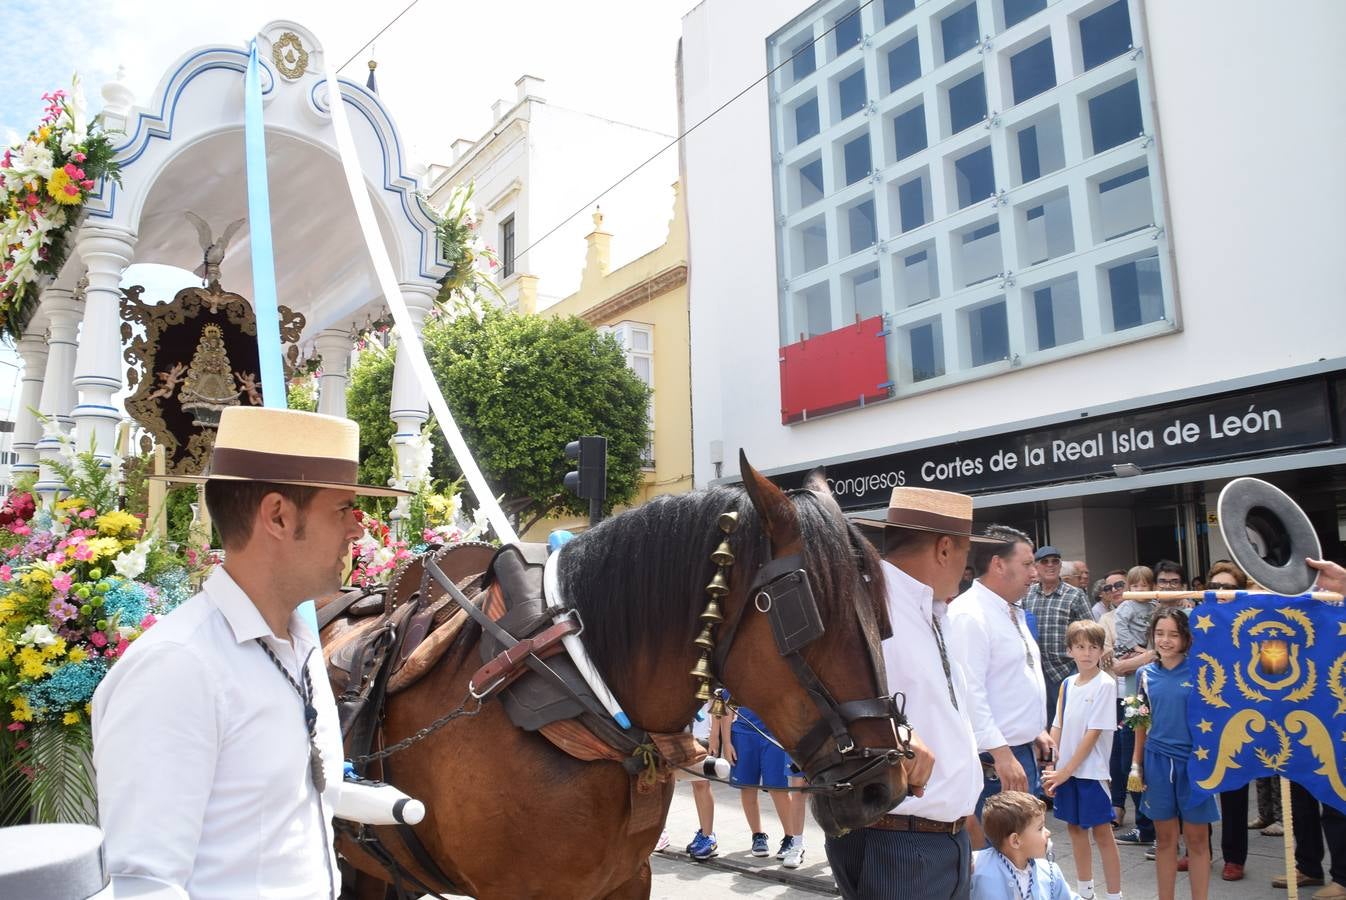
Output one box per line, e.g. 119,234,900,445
405,433,433,485
354,533,379,558
19,623,57,647
372,546,396,568
14,139,54,180
116,625,138,641
112,542,149,579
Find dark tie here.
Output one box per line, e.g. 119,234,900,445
930,613,959,710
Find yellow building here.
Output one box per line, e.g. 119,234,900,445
525,182,691,533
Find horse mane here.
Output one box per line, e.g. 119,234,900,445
557,485,884,683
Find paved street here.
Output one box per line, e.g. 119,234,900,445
651,779,1307,899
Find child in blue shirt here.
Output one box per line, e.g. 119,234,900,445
971,791,1077,899
1131,608,1217,900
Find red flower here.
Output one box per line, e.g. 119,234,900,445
80,179,95,190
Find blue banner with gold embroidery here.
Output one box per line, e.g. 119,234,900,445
1188,593,1346,813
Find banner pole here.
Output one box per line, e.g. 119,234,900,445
1281,776,1298,900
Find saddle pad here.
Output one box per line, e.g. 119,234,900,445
387,606,469,694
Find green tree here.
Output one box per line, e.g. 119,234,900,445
346,308,650,532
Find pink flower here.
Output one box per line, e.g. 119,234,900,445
73,543,93,561
64,163,85,180
12,524,30,536
72,151,86,163
0,565,11,582
90,632,107,647
139,613,157,630
46,551,64,564
80,179,94,190
6,722,24,732
51,572,72,593
78,508,96,519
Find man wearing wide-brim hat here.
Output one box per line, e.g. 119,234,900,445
824,486,995,900
92,407,407,900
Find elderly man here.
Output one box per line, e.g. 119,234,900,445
1023,546,1093,739
824,487,990,900
1062,559,1090,592
93,408,407,899
947,525,1053,850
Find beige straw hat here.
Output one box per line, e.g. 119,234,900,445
149,407,410,497
853,486,998,543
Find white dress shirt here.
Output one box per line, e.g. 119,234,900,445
92,568,343,900
947,579,1047,750
879,561,982,821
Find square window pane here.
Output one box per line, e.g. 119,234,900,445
1014,112,1065,184
1010,38,1055,105
1020,192,1074,265
630,329,651,351
887,37,922,93
885,0,915,25
847,199,878,253
893,104,927,160
1089,79,1143,154
1029,276,1083,350
899,247,939,305
1107,255,1164,331
1098,166,1153,239
954,145,995,208
948,72,987,134
941,3,980,63
850,267,883,319
803,283,832,336
793,217,829,273
1081,0,1133,71
967,301,1009,367
835,9,862,56
958,220,1002,286
897,175,929,231
907,320,945,381
838,69,868,120
843,133,872,185
798,158,825,207
631,356,652,384
791,39,817,82
794,97,820,145
1004,0,1048,29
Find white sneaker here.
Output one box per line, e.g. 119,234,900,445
654,829,669,852
783,838,805,869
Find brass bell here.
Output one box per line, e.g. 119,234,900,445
717,511,740,534
705,570,730,597
693,624,716,652
694,680,713,701
708,694,729,718
689,653,713,681
711,540,735,567
700,599,724,624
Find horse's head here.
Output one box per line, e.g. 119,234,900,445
716,452,909,835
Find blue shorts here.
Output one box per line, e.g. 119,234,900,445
730,727,790,789
976,743,1041,817
1140,748,1219,824
1054,777,1114,828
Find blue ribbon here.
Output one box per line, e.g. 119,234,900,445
245,42,319,636
243,41,287,410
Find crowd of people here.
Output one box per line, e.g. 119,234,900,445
669,485,1346,900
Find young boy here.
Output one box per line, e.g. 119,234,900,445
971,791,1077,899
727,705,796,859
1043,621,1122,900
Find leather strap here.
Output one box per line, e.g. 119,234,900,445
469,617,581,697
316,587,376,632
870,814,966,834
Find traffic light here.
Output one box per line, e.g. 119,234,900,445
563,435,607,526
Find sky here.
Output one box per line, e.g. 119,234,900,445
0,0,699,416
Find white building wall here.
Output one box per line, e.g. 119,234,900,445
682,0,1346,487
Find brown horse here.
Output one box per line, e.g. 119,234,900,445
329,458,912,899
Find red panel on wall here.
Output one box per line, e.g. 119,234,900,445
779,316,891,424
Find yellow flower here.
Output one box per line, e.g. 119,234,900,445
85,537,124,561
63,711,80,726
11,696,33,722
67,645,87,663
57,497,87,512
17,647,46,679
40,638,67,661
37,126,50,141
46,169,82,206
96,510,141,539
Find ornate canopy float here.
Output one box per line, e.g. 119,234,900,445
5,22,510,535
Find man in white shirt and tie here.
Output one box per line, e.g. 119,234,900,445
92,407,408,899
946,524,1054,851
825,487,994,900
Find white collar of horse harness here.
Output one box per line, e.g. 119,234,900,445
708,535,915,792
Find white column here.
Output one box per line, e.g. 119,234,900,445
388,282,437,512
33,288,83,501
314,328,354,418
10,316,50,484
72,226,136,466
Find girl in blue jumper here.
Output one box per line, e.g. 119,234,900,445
1130,609,1216,900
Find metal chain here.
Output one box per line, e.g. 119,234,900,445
352,692,486,764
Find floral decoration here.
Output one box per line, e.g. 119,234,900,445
1121,692,1151,731
0,448,202,824
426,182,502,310
1,76,122,340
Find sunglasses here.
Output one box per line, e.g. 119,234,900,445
1101,582,1126,592
1208,581,1239,590
1156,578,1184,587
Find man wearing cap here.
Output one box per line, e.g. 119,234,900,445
92,408,406,900
824,487,989,900
946,525,1052,849
1024,546,1092,737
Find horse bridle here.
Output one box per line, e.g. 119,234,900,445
708,516,914,795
